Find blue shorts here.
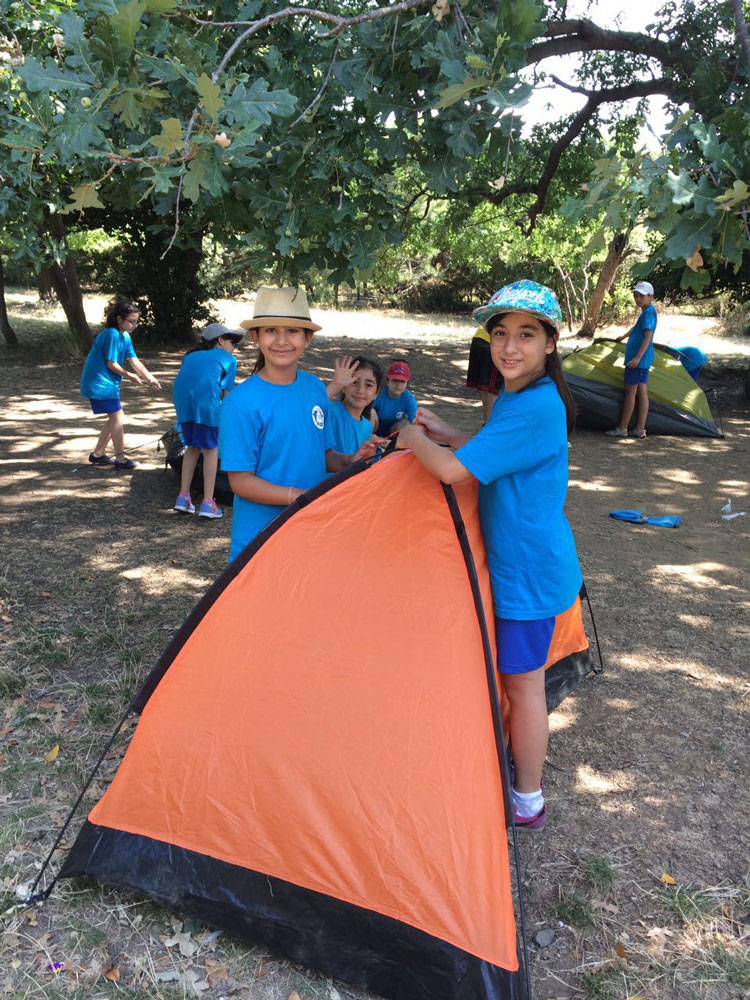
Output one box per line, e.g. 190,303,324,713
624,367,649,386
181,421,219,449
496,616,555,674
89,397,122,414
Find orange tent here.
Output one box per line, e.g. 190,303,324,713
59,451,591,1000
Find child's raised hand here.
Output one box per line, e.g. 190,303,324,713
330,355,360,395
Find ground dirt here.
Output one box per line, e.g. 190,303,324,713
1,294,749,1000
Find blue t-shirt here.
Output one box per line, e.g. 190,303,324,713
624,305,657,370
326,400,373,454
80,328,137,399
173,348,237,428
454,378,582,621
219,370,334,562
373,387,417,436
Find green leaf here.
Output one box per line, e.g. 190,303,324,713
61,183,104,213
679,266,710,293
111,91,143,129
714,179,749,210
110,0,147,48
182,160,207,202
436,76,488,110
664,215,715,260
665,169,696,206
237,79,296,125
149,118,183,156
19,57,90,94
196,73,223,122
143,0,177,9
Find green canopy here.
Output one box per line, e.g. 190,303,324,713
562,339,721,438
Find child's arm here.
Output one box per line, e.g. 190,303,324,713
397,423,473,485
325,436,384,473
107,359,145,385
327,356,359,399
227,471,304,506
126,357,162,389
626,327,654,367
414,407,471,449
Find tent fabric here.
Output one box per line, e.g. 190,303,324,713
562,339,721,437
60,451,592,1000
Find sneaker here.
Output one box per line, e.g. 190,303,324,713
113,458,137,470
198,499,223,519
174,493,195,514
631,428,647,438
605,427,628,437
89,452,112,465
514,803,547,831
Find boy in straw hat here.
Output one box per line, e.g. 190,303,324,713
219,288,382,562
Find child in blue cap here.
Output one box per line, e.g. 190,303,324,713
397,280,585,831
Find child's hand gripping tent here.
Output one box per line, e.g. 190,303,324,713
58,451,593,1000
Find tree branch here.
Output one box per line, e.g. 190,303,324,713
527,19,686,70
519,77,673,233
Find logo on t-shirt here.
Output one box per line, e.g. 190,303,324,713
311,405,325,429
396,411,405,421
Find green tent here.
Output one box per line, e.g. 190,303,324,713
562,339,721,437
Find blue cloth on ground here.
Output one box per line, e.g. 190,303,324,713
609,510,681,527
80,328,137,399
374,387,418,436
455,378,582,620
219,371,333,562
624,305,657,370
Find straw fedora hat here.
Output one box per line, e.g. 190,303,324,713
240,287,322,333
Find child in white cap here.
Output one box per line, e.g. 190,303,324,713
606,281,658,439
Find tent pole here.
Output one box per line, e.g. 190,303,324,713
440,483,533,1000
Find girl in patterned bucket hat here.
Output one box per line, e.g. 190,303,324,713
397,279,585,832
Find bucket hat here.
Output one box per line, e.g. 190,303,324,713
473,280,562,334
201,322,245,343
240,287,322,333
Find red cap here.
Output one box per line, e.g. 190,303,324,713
387,362,411,381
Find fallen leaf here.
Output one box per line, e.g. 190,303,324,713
155,970,180,983
288,992,303,1000
164,931,197,958
204,959,228,983
592,900,619,913
615,942,627,959
44,745,60,763
104,967,120,982
659,872,675,885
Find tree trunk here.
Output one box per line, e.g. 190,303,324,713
37,268,55,303
578,231,631,338
0,256,19,347
45,212,93,355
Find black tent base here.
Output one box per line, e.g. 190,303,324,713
61,823,527,1000
565,375,721,438
160,428,234,503
545,649,595,712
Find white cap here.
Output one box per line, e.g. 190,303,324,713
633,281,654,296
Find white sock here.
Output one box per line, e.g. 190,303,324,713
512,787,544,818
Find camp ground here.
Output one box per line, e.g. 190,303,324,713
2,301,748,1000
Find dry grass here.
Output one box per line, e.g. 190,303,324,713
1,292,749,999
